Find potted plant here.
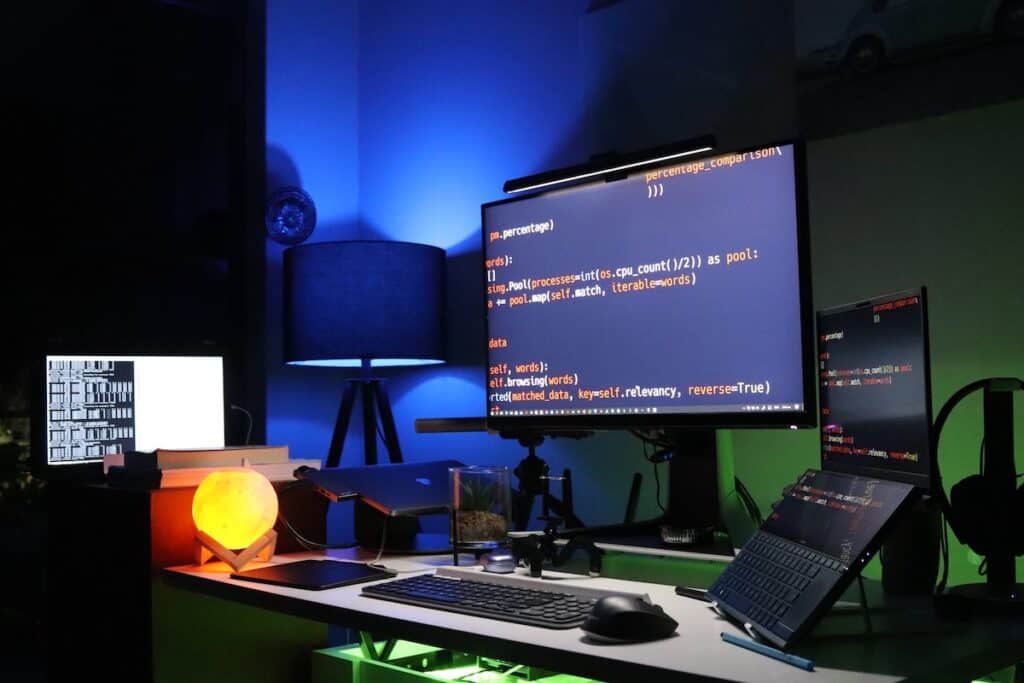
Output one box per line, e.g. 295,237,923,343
449,465,511,548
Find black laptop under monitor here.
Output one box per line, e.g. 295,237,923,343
297,459,464,554
297,459,463,515
707,469,918,649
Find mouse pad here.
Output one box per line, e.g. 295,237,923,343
231,559,394,590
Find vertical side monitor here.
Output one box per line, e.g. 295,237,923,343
817,287,934,491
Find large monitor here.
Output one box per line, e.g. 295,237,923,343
40,354,226,477
482,141,815,432
817,287,934,491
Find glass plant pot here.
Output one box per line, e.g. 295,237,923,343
449,465,512,550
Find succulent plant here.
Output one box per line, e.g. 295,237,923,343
459,477,497,513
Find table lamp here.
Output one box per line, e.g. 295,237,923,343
284,240,446,467
193,469,279,571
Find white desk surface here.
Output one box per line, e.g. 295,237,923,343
163,549,1024,683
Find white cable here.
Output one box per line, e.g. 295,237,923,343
230,404,253,445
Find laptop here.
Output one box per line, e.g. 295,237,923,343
706,469,918,649
296,459,464,516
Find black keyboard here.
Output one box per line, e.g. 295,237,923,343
362,572,599,629
709,531,843,640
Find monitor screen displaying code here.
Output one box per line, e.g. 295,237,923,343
483,144,810,423
817,290,932,489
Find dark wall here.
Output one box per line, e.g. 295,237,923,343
265,0,1023,586
350,0,798,526
1,3,265,677
2,1,265,444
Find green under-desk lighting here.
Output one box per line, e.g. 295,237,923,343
312,639,598,683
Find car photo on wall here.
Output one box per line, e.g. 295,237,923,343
796,0,1024,78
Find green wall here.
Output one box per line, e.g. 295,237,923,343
734,99,1024,587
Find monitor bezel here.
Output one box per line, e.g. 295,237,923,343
32,342,229,484
816,286,935,492
480,138,817,432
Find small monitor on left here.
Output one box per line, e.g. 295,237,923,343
41,354,225,476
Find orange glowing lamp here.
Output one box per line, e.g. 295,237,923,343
192,469,279,571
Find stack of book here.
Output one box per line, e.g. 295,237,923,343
104,445,319,489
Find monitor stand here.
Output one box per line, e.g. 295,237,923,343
412,419,744,557
879,495,941,596
560,428,739,558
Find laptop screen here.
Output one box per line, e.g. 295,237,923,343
762,469,914,565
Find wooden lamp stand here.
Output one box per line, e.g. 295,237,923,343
195,528,278,572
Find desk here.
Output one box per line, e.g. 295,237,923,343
45,482,328,683
162,550,1024,683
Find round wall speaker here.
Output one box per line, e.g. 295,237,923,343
265,186,317,245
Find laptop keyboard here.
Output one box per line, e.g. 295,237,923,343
709,531,842,638
362,573,599,629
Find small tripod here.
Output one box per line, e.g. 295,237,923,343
510,525,605,577
508,432,585,531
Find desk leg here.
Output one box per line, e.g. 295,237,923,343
358,631,398,661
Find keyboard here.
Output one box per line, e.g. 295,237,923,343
708,530,843,644
362,570,609,629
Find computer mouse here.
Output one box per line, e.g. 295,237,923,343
480,549,517,574
581,595,678,643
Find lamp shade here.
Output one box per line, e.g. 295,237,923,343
284,240,446,367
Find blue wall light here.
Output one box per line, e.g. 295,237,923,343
284,240,447,467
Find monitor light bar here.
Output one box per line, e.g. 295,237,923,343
503,135,716,194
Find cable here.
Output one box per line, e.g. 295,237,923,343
734,478,756,523
274,479,358,551
275,509,358,551
631,428,673,450
230,403,253,445
361,519,422,574
734,477,764,526
935,511,950,596
638,437,666,512
370,515,388,567
652,456,665,513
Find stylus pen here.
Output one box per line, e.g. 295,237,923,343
675,586,711,602
720,631,814,671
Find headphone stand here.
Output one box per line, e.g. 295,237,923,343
938,381,1023,616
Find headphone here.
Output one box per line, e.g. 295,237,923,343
932,377,1024,562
